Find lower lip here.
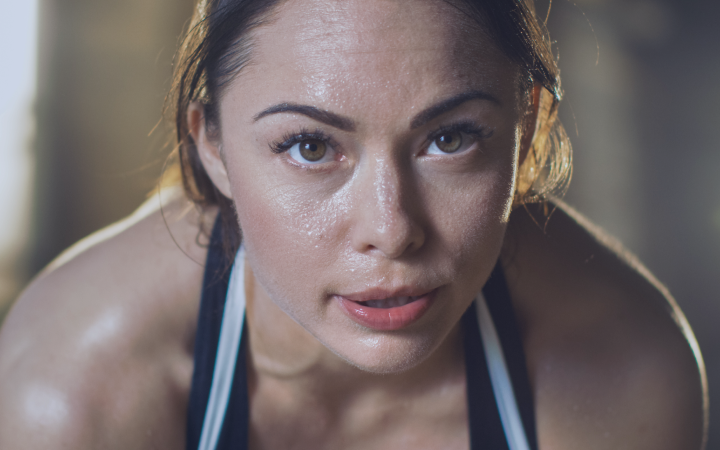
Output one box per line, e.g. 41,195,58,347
336,290,436,331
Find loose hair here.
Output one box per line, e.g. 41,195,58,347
163,0,572,257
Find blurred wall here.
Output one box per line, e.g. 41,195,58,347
541,0,720,445
0,1,37,322
5,0,720,446
30,0,194,275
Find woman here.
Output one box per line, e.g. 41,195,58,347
0,0,707,448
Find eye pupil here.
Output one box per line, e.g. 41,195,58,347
299,139,327,161
435,132,462,153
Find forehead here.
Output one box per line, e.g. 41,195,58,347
228,0,519,122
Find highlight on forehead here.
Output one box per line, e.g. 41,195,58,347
241,0,516,96
260,0,499,52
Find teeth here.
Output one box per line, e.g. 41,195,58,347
362,296,417,309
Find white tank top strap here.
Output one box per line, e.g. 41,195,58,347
197,247,246,450
475,291,532,450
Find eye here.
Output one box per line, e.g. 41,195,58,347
270,129,339,166
425,124,488,156
428,131,463,154
287,138,334,164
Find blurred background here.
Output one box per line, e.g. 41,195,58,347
0,0,718,444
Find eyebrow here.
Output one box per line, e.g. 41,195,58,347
253,103,356,132
252,90,500,132
410,90,500,129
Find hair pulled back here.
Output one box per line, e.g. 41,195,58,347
165,0,571,256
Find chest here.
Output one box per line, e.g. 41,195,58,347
246,377,469,450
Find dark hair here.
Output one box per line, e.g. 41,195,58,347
164,0,571,257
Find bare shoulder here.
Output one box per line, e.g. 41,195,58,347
504,201,708,450
0,189,213,449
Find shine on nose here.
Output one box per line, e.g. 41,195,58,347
349,156,426,259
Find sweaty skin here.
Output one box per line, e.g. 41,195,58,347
195,0,521,375
0,0,707,449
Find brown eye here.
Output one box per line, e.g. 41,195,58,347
434,131,462,153
298,139,327,162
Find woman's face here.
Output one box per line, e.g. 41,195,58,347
202,0,529,373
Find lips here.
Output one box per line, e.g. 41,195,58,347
335,288,437,331
357,296,420,309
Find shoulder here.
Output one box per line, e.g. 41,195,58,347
0,189,214,449
504,201,708,450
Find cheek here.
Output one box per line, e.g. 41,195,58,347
422,149,518,292
430,151,517,243
227,166,350,308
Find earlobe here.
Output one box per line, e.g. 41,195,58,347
187,102,234,199
518,83,542,166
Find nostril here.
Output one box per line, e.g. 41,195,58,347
357,218,425,259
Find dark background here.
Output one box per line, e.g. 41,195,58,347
2,0,718,446
546,0,720,445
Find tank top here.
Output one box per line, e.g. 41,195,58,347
186,218,538,450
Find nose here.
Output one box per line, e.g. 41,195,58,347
349,155,426,259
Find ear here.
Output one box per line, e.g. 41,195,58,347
187,102,233,199
518,83,542,166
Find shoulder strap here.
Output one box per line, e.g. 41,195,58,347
187,219,248,450
476,264,538,450
476,293,531,450
196,248,245,450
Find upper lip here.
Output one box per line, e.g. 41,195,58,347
337,286,438,302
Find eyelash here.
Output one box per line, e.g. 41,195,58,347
269,127,337,154
426,122,492,144
268,122,492,156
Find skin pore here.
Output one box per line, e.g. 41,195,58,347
0,0,706,449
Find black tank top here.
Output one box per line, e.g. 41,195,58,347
186,217,538,450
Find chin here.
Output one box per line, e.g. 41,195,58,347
327,331,442,375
